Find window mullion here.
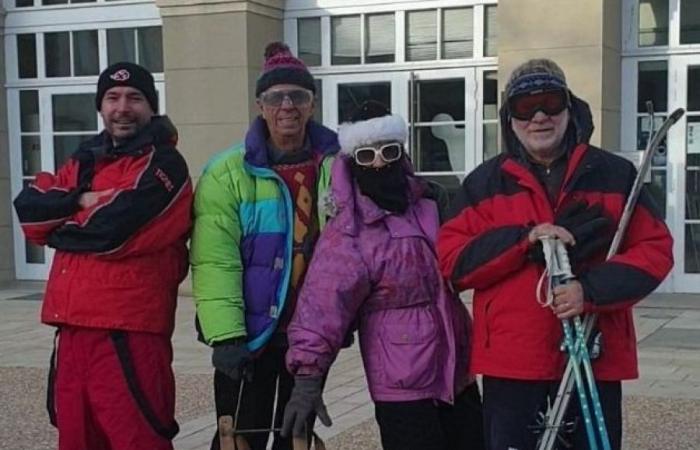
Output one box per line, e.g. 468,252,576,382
360,13,366,64
436,8,442,60
134,29,140,65
36,32,46,79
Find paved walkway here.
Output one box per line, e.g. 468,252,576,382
1,283,700,449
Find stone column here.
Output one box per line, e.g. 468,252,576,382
0,6,16,285
155,0,285,175
497,0,622,149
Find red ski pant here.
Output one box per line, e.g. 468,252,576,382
54,326,176,450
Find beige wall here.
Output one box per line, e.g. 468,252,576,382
156,0,284,177
498,0,622,150
0,6,16,285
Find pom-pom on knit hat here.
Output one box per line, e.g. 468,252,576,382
255,42,316,97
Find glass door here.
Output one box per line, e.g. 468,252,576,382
668,56,700,292
408,68,477,201
9,85,99,279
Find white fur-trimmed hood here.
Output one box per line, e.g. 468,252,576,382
338,114,408,155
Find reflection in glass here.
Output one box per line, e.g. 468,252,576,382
412,125,465,172
16,0,34,6
419,174,463,210
337,82,390,124
22,136,42,176
298,18,322,66
366,14,395,64
73,30,99,76
45,32,71,77
649,169,667,219
54,135,88,171
483,71,498,120
25,240,45,264
687,67,700,112
313,79,323,124
108,28,136,66
637,116,666,151
685,225,700,273
138,27,164,73
637,60,667,113
415,79,465,122
332,16,361,65
680,0,700,44
639,0,669,46
484,5,498,56
406,10,437,61
483,123,499,162
42,0,67,5
442,8,473,59
53,94,96,132
17,34,37,79
20,90,40,133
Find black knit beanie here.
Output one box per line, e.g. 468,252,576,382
95,62,159,113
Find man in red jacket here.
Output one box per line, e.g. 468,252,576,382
13,62,192,450
437,59,673,450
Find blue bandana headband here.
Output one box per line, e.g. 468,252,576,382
506,72,567,99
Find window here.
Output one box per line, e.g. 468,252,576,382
15,0,33,7
482,71,499,161
52,94,97,170
332,16,361,65
365,13,395,63
298,18,321,66
443,8,473,59
108,27,163,73
484,5,498,57
638,0,669,46
681,0,700,45
17,34,37,79
406,10,437,61
45,30,99,77
337,83,390,123
19,90,43,263
406,8,475,62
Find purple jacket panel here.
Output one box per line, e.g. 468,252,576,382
287,156,472,403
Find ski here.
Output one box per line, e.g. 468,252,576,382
537,105,685,450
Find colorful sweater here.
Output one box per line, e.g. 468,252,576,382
191,118,338,351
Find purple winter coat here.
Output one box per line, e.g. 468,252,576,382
286,156,473,403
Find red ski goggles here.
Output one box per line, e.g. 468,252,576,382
508,89,569,121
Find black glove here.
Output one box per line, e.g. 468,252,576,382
211,338,252,381
528,201,613,265
281,376,332,438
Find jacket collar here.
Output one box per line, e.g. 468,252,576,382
243,116,339,168
78,115,178,159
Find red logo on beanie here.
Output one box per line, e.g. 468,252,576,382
110,69,131,82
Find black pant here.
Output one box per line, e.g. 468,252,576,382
374,382,485,450
482,376,622,450
210,346,314,450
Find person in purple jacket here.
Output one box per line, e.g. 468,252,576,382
280,101,485,450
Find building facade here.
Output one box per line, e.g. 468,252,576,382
1,0,699,293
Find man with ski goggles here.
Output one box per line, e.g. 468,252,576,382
438,58,673,450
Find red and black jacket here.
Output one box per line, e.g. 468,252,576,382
437,95,673,381
13,116,193,336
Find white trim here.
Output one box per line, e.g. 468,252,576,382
283,0,496,17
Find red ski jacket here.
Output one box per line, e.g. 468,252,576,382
14,116,192,336
438,143,673,381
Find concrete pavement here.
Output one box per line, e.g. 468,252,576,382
1,283,700,449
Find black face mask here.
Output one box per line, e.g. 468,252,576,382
350,160,409,214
